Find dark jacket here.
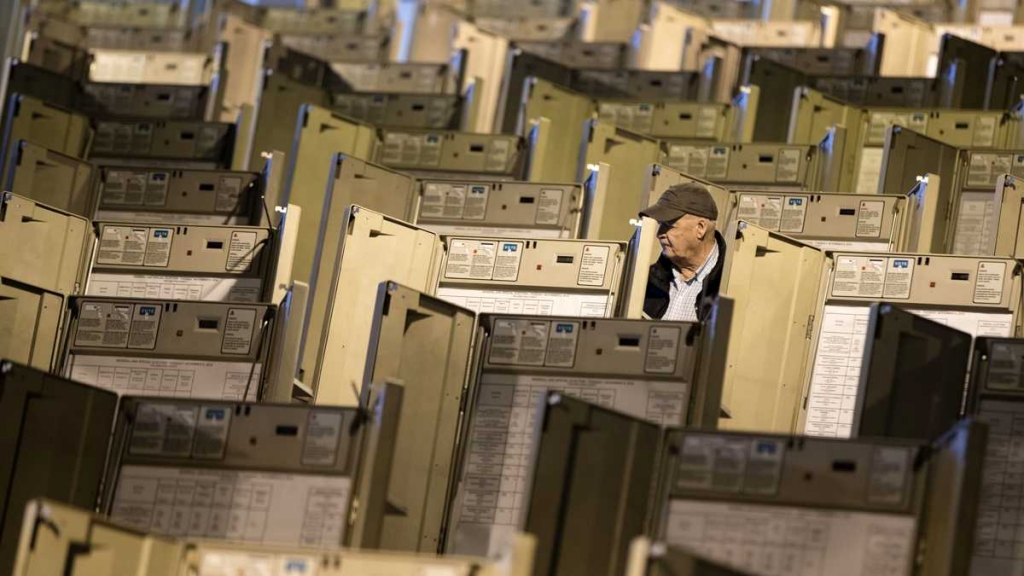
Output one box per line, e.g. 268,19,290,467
644,230,727,321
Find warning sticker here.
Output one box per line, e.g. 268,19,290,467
445,239,497,280
882,257,914,299
302,410,343,466
832,256,886,298
221,308,257,355
129,403,198,457
779,196,807,233
973,116,997,147
758,196,784,231
488,319,548,366
974,261,1007,304
97,226,143,265
464,185,489,220
443,185,467,218
193,405,232,460
143,228,173,267
74,301,133,348
707,147,729,179
736,195,761,222
578,245,610,287
536,189,563,225
775,149,801,183
128,303,162,350
856,200,884,238
546,321,579,368
645,325,681,374
227,231,258,272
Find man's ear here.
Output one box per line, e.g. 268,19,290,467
695,218,709,240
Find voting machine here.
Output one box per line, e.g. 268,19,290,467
4,141,96,218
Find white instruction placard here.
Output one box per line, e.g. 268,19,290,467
110,465,351,546
953,193,997,256
87,274,262,302
856,201,884,238
450,372,690,556
971,399,1024,576
803,305,1013,438
436,287,609,317
536,189,563,225
664,500,916,576
577,245,610,287
421,224,567,239
68,355,261,401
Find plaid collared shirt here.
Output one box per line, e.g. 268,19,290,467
662,243,719,322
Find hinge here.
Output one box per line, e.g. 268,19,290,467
805,314,815,340
348,496,359,527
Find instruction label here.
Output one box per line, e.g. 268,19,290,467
869,447,912,506
856,200,885,238
967,153,1012,187
973,116,997,147
645,326,681,374
577,245,610,287
97,226,173,267
488,319,550,366
302,410,343,467
129,402,200,457
974,261,1007,304
102,170,170,206
779,196,807,233
696,106,719,138
953,193,997,256
74,301,161,349
221,308,257,355
831,256,913,299
436,287,609,317
227,231,258,272
673,436,784,495
444,239,521,281
87,274,262,302
536,189,563,225
776,149,802,183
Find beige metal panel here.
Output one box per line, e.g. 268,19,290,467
12,500,181,576
874,8,933,77
87,50,213,85
579,120,663,241
93,166,263,225
597,101,731,140
447,307,732,557
474,17,575,41
216,14,272,124
518,78,595,183
0,278,64,371
89,120,235,169
279,33,388,62
798,252,1021,438
78,83,209,122
0,193,92,297
415,179,583,239
1,95,92,186
330,61,455,94
331,92,462,130
83,26,196,52
729,190,907,253
89,223,273,301
663,142,821,191
62,298,277,401
260,7,368,35
101,385,401,549
363,282,474,552
652,421,986,576
991,174,1024,258
246,72,329,171
284,105,378,288
951,152,1024,257
378,130,526,179
718,221,825,433
308,207,443,407
435,237,626,317
21,34,90,79
577,0,646,43
5,141,97,219
453,21,510,134
901,174,948,253
70,2,185,28
788,88,866,151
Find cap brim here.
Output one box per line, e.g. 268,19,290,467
639,203,684,223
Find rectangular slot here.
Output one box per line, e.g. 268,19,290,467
469,144,485,152
951,272,970,281
411,104,425,111
839,208,856,216
199,183,215,191
555,255,574,264
275,425,299,436
519,196,536,204
831,460,857,472
157,93,171,101
678,113,693,120
198,318,219,329
206,241,224,249
181,131,195,140
758,154,774,163
618,336,641,347
954,122,969,130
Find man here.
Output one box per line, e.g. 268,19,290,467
640,182,727,322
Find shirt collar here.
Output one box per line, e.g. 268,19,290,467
672,242,719,286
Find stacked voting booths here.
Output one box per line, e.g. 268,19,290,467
652,420,987,576
789,87,1021,194
799,252,1021,439
445,304,732,558
299,205,628,406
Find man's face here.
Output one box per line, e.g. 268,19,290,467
657,215,703,262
